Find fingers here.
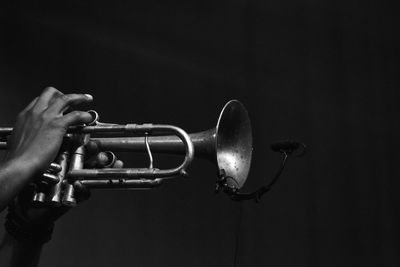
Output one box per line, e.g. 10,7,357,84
85,140,100,155
35,87,93,114
27,87,93,116
85,151,118,168
17,88,94,130
33,87,63,113
59,110,94,127
113,160,124,168
85,151,113,168
46,93,93,115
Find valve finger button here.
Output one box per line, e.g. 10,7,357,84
42,173,60,184
47,163,62,174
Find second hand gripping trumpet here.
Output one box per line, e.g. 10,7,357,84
0,100,253,207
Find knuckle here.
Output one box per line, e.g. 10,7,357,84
27,107,41,118
40,111,53,121
16,110,26,120
61,94,72,103
52,118,67,129
44,86,61,95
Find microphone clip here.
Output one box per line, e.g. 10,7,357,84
215,140,306,202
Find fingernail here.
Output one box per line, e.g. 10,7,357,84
84,94,93,100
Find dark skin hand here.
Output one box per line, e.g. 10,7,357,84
0,87,94,212
6,87,93,174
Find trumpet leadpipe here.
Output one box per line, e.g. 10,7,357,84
68,168,185,180
80,178,163,189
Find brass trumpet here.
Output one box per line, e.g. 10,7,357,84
0,100,253,206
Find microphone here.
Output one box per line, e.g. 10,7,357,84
270,140,301,153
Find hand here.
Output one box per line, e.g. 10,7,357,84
0,87,94,213
5,87,94,176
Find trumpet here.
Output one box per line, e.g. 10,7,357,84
0,100,252,206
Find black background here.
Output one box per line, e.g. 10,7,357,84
0,1,399,266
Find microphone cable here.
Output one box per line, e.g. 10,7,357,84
229,140,306,266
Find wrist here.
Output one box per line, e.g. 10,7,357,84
5,202,54,245
0,158,38,212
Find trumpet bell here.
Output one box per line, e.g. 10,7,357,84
215,100,252,189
